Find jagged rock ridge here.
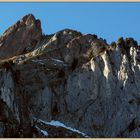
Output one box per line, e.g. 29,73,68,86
0,14,140,138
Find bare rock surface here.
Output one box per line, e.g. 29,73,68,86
0,14,42,59
0,14,140,138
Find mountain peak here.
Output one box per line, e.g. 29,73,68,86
0,13,42,59
0,14,140,138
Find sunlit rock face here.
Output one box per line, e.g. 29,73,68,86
0,14,140,138
0,14,42,59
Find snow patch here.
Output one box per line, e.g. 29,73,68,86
33,117,89,137
35,126,48,137
40,119,88,137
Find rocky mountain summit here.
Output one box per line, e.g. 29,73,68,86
0,14,140,138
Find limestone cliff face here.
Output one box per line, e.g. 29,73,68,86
0,14,140,138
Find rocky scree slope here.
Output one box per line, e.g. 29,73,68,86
0,14,140,138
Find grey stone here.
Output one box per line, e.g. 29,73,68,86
0,14,140,138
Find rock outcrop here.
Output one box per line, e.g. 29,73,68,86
0,14,42,59
0,14,140,138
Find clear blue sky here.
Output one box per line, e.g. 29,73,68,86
0,2,140,44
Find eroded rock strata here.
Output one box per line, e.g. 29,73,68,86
0,14,140,138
